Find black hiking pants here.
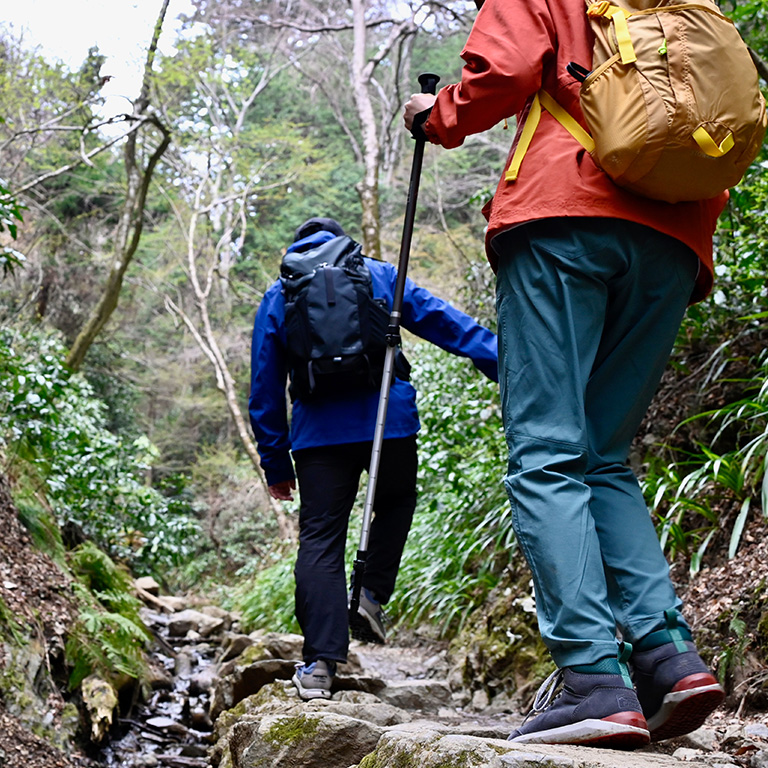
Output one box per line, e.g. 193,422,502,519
292,436,418,664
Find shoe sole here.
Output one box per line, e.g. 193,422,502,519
291,673,332,700
510,712,650,749
349,609,386,644
647,674,725,742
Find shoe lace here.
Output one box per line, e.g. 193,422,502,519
521,668,564,725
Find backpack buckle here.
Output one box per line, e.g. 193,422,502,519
587,1,613,17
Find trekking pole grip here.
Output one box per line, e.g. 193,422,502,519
418,73,440,95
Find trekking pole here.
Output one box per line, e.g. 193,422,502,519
349,72,440,620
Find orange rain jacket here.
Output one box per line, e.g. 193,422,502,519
422,0,727,303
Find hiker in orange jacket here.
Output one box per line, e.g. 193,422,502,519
404,0,726,748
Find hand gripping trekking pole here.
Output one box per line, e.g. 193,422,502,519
349,72,440,622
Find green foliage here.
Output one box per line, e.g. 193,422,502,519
392,340,510,638
171,447,285,593
0,180,26,277
224,547,299,634
65,542,151,688
70,541,139,605
0,594,26,646
15,500,67,566
66,583,150,689
716,613,750,687
644,344,768,573
0,326,201,574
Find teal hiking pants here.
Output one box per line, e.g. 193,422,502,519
493,218,699,668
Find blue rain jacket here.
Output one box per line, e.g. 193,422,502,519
249,231,498,486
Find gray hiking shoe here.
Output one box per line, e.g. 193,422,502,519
349,587,387,644
292,659,336,700
631,611,724,742
508,667,650,749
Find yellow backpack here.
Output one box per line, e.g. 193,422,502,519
507,0,767,202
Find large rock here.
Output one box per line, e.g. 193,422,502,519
374,679,452,712
168,608,226,638
249,631,305,662
355,727,724,768
221,712,383,768
210,659,298,719
217,682,412,730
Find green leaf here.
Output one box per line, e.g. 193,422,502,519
762,457,768,519
728,498,751,559
689,529,716,575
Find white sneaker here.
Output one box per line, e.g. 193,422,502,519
349,587,387,644
292,659,336,700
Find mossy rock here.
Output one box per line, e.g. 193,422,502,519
227,711,383,768
237,641,275,666
448,565,549,707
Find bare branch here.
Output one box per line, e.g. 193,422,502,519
248,16,394,34
14,117,145,195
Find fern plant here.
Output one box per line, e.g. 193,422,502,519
66,586,151,688
65,544,151,688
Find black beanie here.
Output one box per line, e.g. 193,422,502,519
293,217,345,242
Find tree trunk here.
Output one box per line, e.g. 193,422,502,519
351,0,382,260
66,0,171,371
164,190,297,543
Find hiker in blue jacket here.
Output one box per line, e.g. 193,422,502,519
249,217,498,700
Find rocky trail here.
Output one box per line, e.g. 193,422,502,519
2,472,767,768
92,581,768,768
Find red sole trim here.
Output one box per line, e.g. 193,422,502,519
604,711,649,729
672,672,719,692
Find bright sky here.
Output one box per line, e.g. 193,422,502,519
2,0,195,116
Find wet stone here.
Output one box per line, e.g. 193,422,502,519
745,724,768,742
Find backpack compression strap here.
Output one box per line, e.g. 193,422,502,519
587,2,636,64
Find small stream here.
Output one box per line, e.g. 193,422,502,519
97,605,223,768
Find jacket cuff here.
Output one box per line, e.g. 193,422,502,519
264,455,295,487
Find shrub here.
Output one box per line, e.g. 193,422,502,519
0,326,200,574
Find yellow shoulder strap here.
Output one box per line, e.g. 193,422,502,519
539,91,595,152
505,91,595,183
505,94,543,182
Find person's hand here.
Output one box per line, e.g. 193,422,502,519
403,92,437,131
269,480,296,501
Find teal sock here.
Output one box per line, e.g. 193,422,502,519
570,657,621,675
635,608,692,652
570,642,633,688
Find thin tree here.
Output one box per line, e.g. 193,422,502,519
66,0,172,371
152,19,308,541
163,177,296,541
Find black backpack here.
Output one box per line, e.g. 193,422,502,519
280,235,410,401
